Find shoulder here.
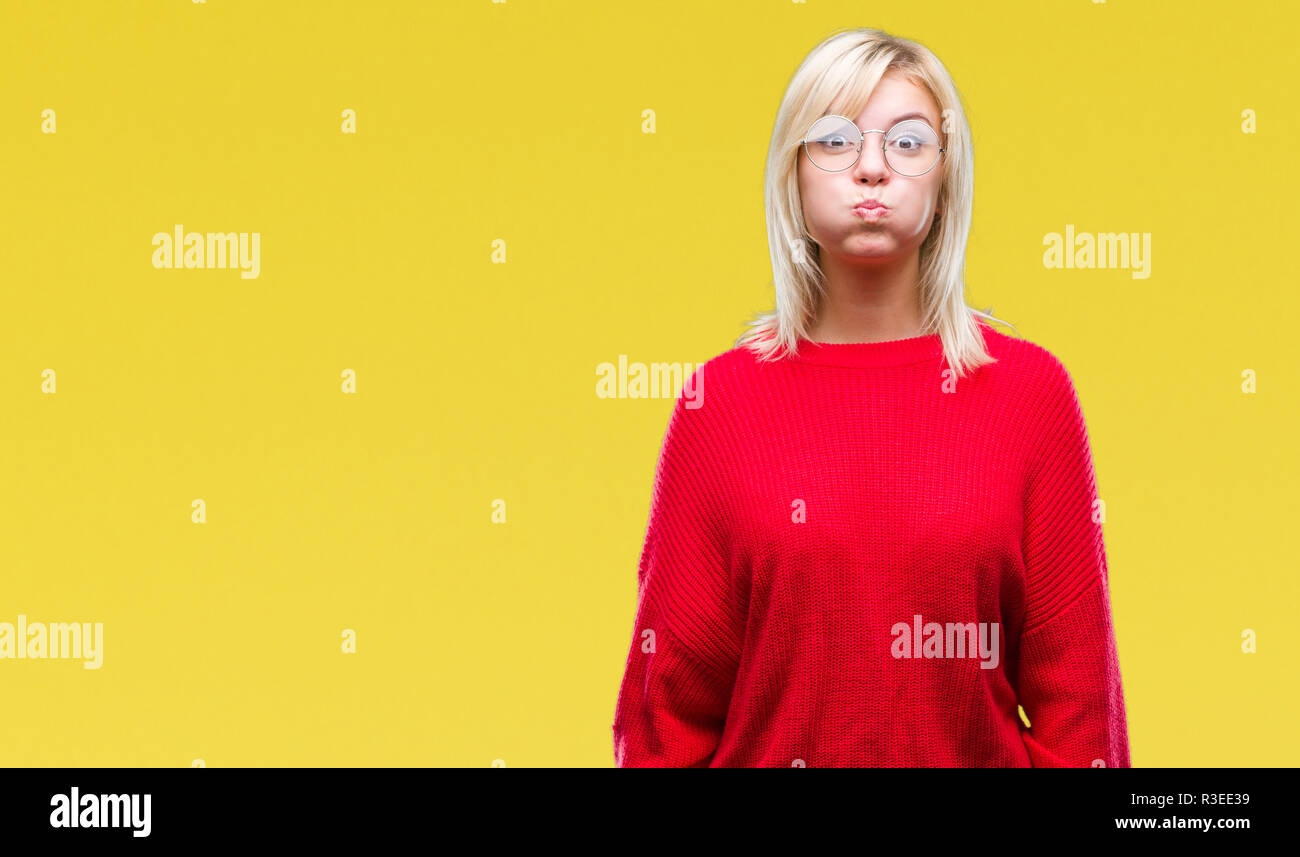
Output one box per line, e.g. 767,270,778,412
969,320,1093,455
973,319,1077,399
674,341,766,409
653,347,751,479
976,329,1103,494
656,341,776,459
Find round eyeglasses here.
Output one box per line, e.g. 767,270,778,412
802,115,946,176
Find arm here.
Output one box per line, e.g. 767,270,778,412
612,375,742,767
1015,355,1131,767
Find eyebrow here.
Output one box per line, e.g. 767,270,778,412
827,111,936,127
887,112,934,126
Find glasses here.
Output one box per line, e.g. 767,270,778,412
802,115,946,176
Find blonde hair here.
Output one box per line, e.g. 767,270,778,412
736,27,1016,378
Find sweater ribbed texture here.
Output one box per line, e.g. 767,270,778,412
611,320,1130,767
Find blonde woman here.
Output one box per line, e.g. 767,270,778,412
612,27,1130,767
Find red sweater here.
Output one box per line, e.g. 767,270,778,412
611,319,1131,767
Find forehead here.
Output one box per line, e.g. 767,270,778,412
842,74,940,128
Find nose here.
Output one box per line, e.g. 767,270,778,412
851,131,890,182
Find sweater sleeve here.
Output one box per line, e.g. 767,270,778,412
612,374,743,767
1015,355,1132,768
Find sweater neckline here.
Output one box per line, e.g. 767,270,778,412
789,332,944,368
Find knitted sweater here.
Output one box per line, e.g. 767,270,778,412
611,319,1131,767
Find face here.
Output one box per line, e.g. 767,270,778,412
797,72,945,264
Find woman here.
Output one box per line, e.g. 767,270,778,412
611,28,1131,767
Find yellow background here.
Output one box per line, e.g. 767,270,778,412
1,0,1295,766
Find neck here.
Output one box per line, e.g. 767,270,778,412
807,249,925,343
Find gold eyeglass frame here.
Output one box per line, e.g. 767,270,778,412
801,115,947,177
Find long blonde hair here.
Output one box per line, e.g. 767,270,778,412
737,27,1015,378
